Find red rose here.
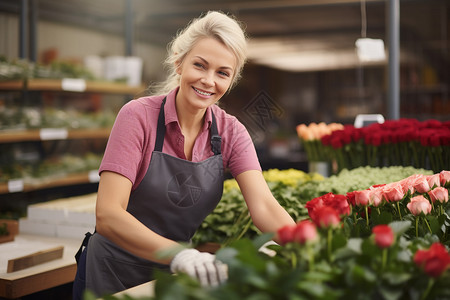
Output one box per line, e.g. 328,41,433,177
372,225,394,249
293,220,318,244
414,243,450,278
305,196,324,220
321,134,332,146
322,193,351,216
277,224,296,245
346,191,357,207
311,206,341,229
330,135,343,149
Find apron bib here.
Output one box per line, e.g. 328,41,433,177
85,98,224,296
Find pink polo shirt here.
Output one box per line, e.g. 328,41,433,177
99,88,262,190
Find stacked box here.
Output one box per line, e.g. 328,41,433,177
19,193,96,239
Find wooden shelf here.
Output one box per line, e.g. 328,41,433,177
0,171,99,194
0,78,146,95
0,128,111,143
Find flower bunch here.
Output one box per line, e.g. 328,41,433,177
296,122,344,162
317,118,450,173
137,169,450,300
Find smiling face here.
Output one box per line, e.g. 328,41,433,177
175,37,237,113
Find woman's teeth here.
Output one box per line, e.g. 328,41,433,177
194,87,212,96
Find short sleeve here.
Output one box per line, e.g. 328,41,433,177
99,100,150,185
224,118,262,177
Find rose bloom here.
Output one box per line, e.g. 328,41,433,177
428,187,449,204
382,182,405,202
369,186,384,207
354,189,370,206
440,170,450,186
413,174,431,194
305,196,324,220
398,176,415,195
346,191,357,207
277,224,296,245
407,195,432,216
311,206,341,229
293,220,318,244
322,193,351,216
372,225,394,249
414,243,450,278
426,174,441,189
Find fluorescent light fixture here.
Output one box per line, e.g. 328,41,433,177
355,38,386,62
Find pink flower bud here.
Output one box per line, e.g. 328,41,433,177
293,220,318,244
383,182,405,202
369,186,384,207
440,170,450,186
426,174,441,189
413,174,431,194
428,187,449,204
354,189,370,206
407,195,432,216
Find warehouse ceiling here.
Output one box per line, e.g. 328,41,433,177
0,0,448,71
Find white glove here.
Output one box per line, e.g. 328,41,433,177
258,240,278,257
170,248,228,287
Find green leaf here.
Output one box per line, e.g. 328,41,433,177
382,272,412,285
389,220,412,236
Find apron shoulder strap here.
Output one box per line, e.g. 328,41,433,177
210,111,221,155
154,97,221,155
154,97,166,152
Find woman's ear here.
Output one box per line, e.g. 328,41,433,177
175,58,182,75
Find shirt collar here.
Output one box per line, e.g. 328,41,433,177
164,87,212,132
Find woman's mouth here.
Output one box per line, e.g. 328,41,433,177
193,87,213,96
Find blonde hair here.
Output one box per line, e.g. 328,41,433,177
150,11,248,95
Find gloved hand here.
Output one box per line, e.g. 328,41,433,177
170,248,228,287
258,240,279,257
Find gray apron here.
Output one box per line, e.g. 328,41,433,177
85,98,224,296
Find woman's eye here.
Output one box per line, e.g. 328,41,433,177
194,62,204,69
218,71,230,77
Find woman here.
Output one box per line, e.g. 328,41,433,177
73,10,295,299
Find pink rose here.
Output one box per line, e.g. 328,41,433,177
427,174,441,189
369,186,384,207
428,187,449,204
399,176,415,195
407,195,432,216
413,174,431,193
440,170,450,187
354,189,370,206
293,220,318,244
383,182,405,202
372,225,394,249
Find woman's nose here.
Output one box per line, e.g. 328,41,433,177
200,72,214,86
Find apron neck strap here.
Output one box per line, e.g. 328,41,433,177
154,97,221,156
